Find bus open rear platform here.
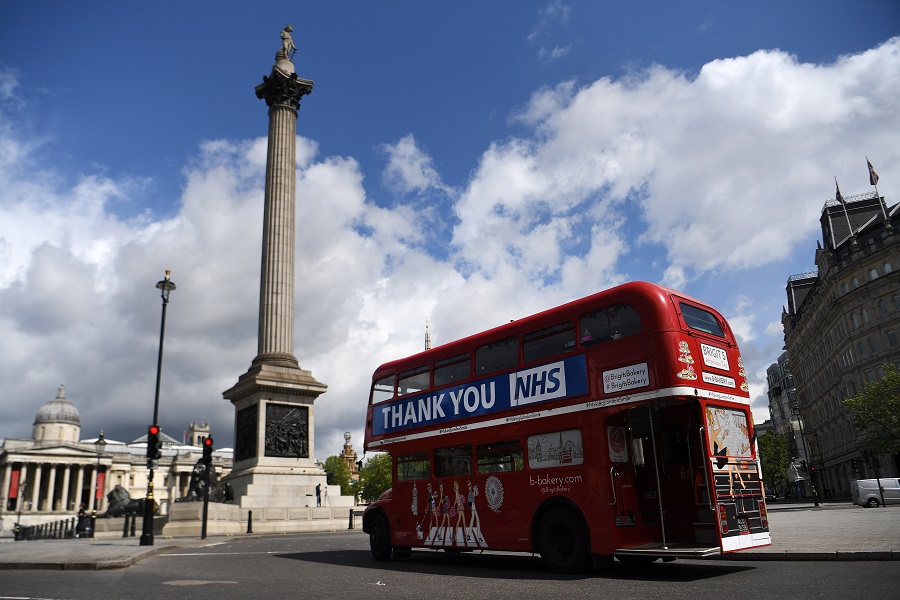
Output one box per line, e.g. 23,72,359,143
614,543,721,559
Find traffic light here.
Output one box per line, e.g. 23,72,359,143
146,424,162,468
800,460,808,475
356,460,364,472
851,457,859,472
202,436,214,466
808,464,817,485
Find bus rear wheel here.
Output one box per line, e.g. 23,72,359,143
537,508,590,574
369,514,392,561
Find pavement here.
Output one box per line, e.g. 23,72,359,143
0,501,897,570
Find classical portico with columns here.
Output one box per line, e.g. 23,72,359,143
0,386,232,535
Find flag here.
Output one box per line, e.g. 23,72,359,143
835,179,844,205
867,159,879,186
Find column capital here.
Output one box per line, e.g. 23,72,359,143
255,69,313,114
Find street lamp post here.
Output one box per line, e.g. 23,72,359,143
792,405,819,507
141,270,176,547
15,482,27,540
92,431,106,538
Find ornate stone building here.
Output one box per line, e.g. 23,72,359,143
765,352,806,462
782,190,900,498
0,386,232,534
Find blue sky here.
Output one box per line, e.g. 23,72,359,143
1,1,899,457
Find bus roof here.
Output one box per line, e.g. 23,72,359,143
371,281,724,379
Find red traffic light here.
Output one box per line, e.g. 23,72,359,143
149,425,160,435
204,437,214,447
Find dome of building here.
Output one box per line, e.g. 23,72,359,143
34,385,82,426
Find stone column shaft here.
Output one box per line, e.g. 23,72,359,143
1,463,11,509
74,465,84,508
31,464,41,511
252,69,313,369
258,104,297,361
46,465,57,512
19,464,28,510
61,465,72,512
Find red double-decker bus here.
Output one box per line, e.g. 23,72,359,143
362,281,770,572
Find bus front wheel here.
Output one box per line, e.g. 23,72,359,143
537,508,590,574
369,514,392,561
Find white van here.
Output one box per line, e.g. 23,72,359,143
851,478,900,507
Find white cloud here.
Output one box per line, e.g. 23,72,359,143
380,134,446,196
539,45,572,64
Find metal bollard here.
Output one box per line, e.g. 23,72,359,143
348,509,354,530
90,510,96,539
247,510,253,534
123,514,130,538
131,514,137,537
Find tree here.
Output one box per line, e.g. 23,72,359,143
844,363,900,456
357,452,392,502
757,430,789,488
323,455,353,496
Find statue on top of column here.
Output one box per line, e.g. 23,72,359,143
278,24,298,62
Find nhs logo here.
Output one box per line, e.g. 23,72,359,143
510,361,567,406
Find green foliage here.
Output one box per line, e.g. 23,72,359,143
843,363,900,455
323,455,353,496
358,452,392,502
757,430,789,486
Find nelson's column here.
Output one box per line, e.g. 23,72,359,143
223,25,328,515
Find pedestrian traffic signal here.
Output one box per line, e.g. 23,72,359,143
146,424,162,468
202,436,214,466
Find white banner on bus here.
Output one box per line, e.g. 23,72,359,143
602,362,649,394
700,343,729,371
702,371,736,388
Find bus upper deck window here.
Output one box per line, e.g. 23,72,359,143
579,304,641,347
523,321,575,363
475,336,518,374
398,365,430,397
434,352,471,387
679,303,725,337
371,375,395,404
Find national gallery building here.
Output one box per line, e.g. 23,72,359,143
0,386,232,534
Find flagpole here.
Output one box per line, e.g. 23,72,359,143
867,157,887,219
835,177,853,237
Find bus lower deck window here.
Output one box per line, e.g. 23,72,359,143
477,441,524,473
434,445,472,477
396,452,431,481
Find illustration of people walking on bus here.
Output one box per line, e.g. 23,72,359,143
422,482,436,541
438,482,452,541
467,480,484,545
